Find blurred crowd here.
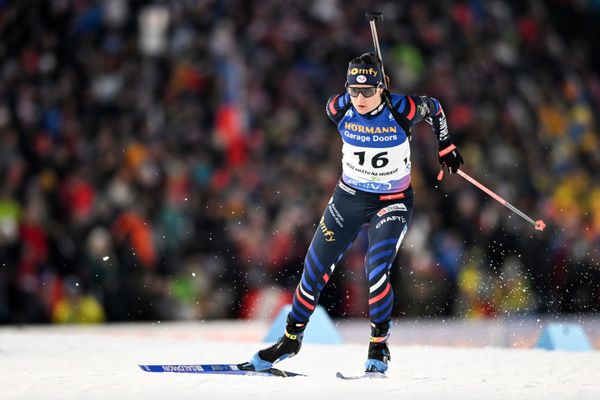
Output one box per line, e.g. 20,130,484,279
1,0,599,324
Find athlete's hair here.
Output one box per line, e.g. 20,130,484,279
349,52,382,67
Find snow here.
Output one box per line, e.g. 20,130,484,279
1,321,599,400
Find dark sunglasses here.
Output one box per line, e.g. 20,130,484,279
346,85,380,98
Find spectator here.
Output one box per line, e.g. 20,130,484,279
0,0,599,324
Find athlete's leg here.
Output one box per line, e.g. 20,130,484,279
363,198,413,372
246,185,365,370
289,197,363,323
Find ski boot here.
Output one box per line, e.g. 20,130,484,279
241,315,305,371
365,321,391,373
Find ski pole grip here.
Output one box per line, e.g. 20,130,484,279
365,11,383,22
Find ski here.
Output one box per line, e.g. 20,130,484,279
139,363,305,378
336,371,387,380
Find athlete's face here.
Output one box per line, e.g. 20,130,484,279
347,84,384,115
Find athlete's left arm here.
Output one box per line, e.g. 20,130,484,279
392,95,464,173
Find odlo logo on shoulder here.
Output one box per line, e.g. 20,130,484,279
319,216,335,242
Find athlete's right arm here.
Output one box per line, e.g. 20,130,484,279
325,93,351,123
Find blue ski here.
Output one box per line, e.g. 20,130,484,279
139,364,304,378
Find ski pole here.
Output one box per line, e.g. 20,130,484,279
437,168,546,231
365,11,388,91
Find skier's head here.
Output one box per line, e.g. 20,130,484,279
346,52,383,87
346,52,385,114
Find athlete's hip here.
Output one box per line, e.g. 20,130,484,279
337,177,413,202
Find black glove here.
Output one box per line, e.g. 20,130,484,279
438,142,464,173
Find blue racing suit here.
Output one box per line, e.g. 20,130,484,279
289,91,449,324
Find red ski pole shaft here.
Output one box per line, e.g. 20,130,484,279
438,168,546,231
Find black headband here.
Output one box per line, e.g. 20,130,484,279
346,63,382,86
